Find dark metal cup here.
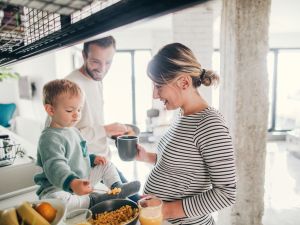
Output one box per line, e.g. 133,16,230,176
116,135,138,161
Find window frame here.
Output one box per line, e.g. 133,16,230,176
268,48,300,132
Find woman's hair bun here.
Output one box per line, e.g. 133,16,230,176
200,69,219,87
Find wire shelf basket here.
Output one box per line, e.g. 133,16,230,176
23,7,61,45
0,4,25,52
0,0,119,54
1,0,201,66
0,135,24,167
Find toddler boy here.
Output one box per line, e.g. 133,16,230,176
34,79,140,210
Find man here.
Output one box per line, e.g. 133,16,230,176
66,36,127,157
65,36,139,202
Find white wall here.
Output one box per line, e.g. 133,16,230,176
54,47,76,78
11,53,56,121
0,79,19,104
113,29,153,49
173,4,214,105
10,47,75,120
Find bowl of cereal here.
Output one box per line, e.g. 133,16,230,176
89,199,139,225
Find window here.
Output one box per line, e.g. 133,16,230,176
103,52,133,124
274,49,300,131
212,49,300,132
103,50,152,131
134,51,153,131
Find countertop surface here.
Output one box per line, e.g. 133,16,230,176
0,125,39,200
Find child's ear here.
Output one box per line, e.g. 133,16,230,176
44,104,55,116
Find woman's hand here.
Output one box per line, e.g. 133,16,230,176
70,179,92,195
162,200,186,220
136,144,148,162
136,144,157,164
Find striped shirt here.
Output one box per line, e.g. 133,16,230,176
144,107,236,225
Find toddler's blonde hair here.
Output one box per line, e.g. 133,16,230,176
43,79,82,106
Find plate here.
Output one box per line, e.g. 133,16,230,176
2,199,66,225
111,124,140,140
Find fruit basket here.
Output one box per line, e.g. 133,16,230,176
0,199,66,225
0,135,24,167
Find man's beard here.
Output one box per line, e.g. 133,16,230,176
84,65,103,81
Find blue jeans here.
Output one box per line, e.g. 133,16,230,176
116,168,140,203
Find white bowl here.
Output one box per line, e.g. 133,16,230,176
35,199,66,225
3,198,66,225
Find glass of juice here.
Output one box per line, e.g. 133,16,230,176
64,208,92,225
138,196,163,225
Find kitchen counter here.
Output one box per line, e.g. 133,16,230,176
0,127,171,224
0,156,39,200
0,125,39,201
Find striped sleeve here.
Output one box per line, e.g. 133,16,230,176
182,113,236,217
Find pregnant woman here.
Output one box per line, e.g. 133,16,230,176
136,43,236,225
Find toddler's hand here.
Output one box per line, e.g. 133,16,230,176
94,155,108,165
70,179,92,195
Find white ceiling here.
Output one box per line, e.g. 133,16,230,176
127,0,300,34
269,0,300,33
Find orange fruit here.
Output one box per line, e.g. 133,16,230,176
35,202,57,223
